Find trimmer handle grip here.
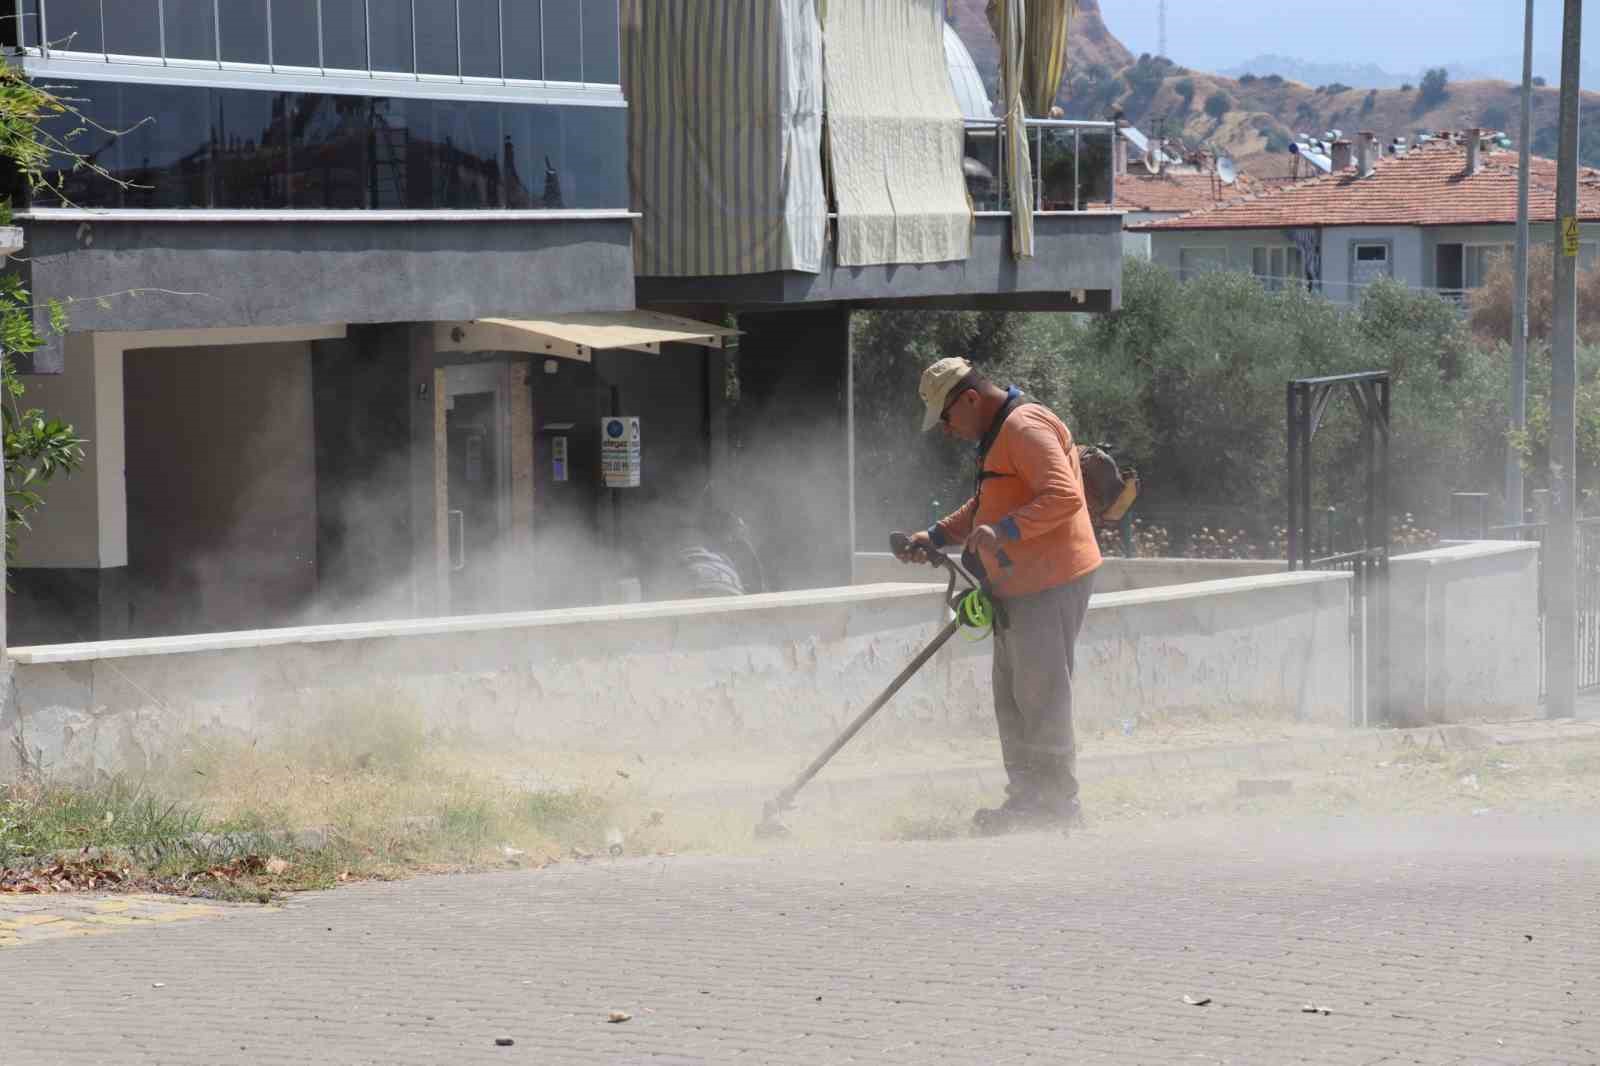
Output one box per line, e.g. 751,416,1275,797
889,531,942,567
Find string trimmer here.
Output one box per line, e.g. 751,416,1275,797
754,532,996,838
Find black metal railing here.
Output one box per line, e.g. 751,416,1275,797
961,118,1115,214
1286,371,1392,726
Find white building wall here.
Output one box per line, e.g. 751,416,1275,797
15,333,125,569
14,326,345,574
1148,226,1434,306
1318,227,1425,305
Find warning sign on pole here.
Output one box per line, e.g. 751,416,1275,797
1563,216,1581,257
601,417,641,488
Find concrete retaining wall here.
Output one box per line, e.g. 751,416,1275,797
932,571,1352,734
853,553,1286,591
2,571,1352,781
1386,541,1541,724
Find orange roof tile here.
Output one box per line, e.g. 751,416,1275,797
1130,141,1600,231
1111,170,1264,214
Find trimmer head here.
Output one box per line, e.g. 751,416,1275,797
754,800,792,839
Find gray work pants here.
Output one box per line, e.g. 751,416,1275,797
991,569,1096,811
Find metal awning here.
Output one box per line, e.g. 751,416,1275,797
435,310,739,362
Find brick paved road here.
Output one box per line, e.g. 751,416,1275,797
3,813,1597,1065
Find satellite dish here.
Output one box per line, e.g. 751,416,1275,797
1217,156,1238,185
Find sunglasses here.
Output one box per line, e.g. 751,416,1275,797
939,385,973,424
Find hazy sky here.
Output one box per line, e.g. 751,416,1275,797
1103,1,1591,80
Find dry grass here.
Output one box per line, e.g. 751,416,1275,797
9,698,1600,901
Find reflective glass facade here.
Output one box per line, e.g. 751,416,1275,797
36,80,627,211
26,0,622,86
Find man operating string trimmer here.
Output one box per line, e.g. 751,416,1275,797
895,358,1118,835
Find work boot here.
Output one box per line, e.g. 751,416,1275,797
1050,796,1086,831
971,795,1083,837
971,792,1047,836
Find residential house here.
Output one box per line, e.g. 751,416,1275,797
1131,129,1600,303
1,1,1122,645
1107,125,1265,259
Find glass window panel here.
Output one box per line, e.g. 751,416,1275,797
1178,247,1226,281
270,0,319,66
321,0,366,69
415,0,458,76
164,0,218,61
581,0,618,84
459,0,500,79
560,105,624,208
1251,247,1267,277
31,78,119,205
502,0,539,80
220,0,269,64
103,0,162,56
1036,127,1076,210
25,77,621,212
292,93,375,207
23,0,42,48
542,0,580,82
114,82,216,206
431,100,502,207
212,87,288,206
45,0,102,52
500,101,559,208
367,0,412,73
1075,128,1112,208
2,0,36,47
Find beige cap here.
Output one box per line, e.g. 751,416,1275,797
918,356,974,431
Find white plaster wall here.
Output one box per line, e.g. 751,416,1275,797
14,333,124,568
13,325,344,574
1386,541,1541,724
1148,226,1427,306
3,572,1353,780
1319,226,1425,305
1085,557,1289,592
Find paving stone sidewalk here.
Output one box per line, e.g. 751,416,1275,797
0,893,253,948
3,811,1597,1065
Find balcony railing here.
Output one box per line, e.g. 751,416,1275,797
962,118,1116,214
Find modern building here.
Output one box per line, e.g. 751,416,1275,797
1131,130,1600,303
1,0,1122,645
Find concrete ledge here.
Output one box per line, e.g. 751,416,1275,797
0,225,23,256
853,553,1288,591
1089,557,1288,593
1387,540,1541,724
5,571,1354,781
8,583,942,665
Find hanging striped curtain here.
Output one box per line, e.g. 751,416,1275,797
620,0,826,276
1024,0,1074,116
989,0,1034,258
822,0,973,266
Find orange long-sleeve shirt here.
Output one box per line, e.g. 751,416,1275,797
928,396,1102,599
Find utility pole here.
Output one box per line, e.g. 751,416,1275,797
1507,0,1534,527
1547,0,1582,719
1158,0,1167,60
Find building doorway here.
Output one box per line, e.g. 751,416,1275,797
441,361,526,614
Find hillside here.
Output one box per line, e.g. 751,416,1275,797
947,4,1600,179
947,0,1130,100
